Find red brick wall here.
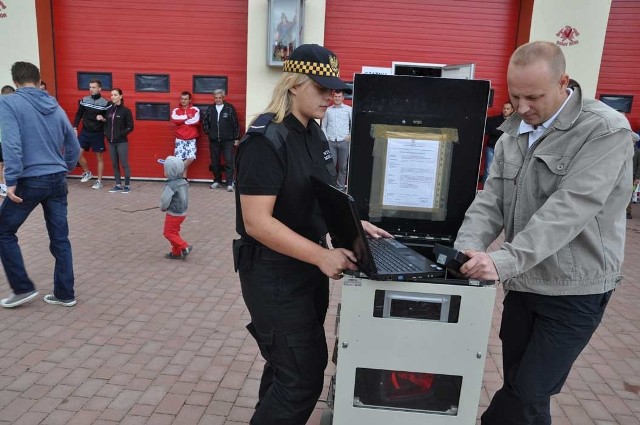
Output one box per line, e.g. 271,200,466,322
597,0,640,131
52,0,248,180
323,0,520,116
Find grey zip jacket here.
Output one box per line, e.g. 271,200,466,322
160,156,188,216
455,82,638,296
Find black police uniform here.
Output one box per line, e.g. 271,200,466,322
234,112,337,425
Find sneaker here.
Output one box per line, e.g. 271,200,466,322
43,294,76,307
91,180,103,190
0,188,6,197
80,171,93,183
182,245,193,257
122,186,131,194
0,290,38,308
210,182,222,189
165,252,185,260
227,185,234,192
108,185,123,193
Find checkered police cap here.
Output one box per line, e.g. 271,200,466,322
283,44,352,93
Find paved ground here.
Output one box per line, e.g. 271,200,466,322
0,178,638,424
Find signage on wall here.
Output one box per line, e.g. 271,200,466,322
0,0,7,19
556,25,580,46
361,66,393,75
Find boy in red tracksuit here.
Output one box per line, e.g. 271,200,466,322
170,91,200,177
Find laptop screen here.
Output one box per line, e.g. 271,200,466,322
310,176,377,276
347,74,490,241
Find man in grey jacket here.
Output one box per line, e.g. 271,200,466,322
455,41,637,424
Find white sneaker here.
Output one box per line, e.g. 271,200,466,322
0,188,6,197
227,185,234,192
210,182,222,189
80,171,93,183
91,180,103,190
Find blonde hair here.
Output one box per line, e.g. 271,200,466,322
263,73,313,123
510,41,566,78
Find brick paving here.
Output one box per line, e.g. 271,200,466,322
0,178,637,424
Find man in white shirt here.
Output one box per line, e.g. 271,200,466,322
321,90,352,190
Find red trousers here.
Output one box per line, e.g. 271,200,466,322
163,214,188,255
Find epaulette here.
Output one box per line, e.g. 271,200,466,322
245,113,276,136
236,113,288,170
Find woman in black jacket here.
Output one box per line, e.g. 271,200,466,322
104,88,134,193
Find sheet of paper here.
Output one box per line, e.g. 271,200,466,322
382,138,440,209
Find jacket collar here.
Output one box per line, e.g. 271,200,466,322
284,113,313,134
501,81,584,136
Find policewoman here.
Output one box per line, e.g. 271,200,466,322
234,44,391,424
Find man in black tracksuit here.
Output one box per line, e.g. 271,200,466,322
203,89,240,192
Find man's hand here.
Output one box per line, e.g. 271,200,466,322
459,250,499,281
345,135,351,142
234,139,240,147
6,186,22,203
316,248,358,280
96,115,105,122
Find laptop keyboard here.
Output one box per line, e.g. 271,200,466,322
368,238,420,273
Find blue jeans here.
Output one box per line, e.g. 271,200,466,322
0,172,75,300
483,146,495,183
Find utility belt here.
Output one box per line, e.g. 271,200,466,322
232,236,328,272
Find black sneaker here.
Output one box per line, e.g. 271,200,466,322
0,290,38,308
165,252,184,260
122,186,131,194
182,245,193,257
108,185,123,193
43,294,76,307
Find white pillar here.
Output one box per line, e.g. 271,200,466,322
0,1,40,87
245,0,326,127
529,0,612,98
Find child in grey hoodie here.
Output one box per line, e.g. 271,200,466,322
159,156,192,259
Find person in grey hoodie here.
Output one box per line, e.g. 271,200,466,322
0,61,81,308
159,156,192,259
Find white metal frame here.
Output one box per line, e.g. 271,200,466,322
331,275,495,425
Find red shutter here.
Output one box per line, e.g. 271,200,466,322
323,0,520,114
52,0,248,180
597,0,640,130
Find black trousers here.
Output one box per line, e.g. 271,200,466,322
482,290,612,425
209,140,235,185
240,247,329,425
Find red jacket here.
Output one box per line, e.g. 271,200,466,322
171,104,200,140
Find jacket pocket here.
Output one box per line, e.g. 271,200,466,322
496,159,520,209
532,153,570,199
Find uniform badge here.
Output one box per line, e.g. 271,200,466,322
329,55,339,76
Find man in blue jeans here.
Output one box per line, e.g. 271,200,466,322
0,61,80,308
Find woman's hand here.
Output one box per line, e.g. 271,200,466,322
361,221,393,239
316,248,358,280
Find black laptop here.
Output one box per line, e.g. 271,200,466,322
311,176,444,281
